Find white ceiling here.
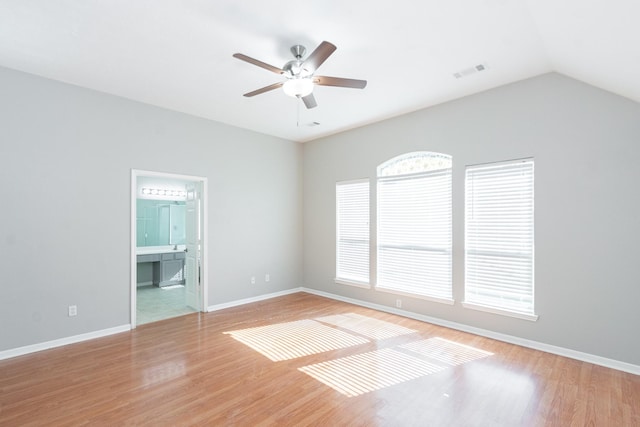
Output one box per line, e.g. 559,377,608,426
0,0,638,143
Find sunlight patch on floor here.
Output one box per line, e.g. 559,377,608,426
299,348,445,397
224,319,369,361
315,313,417,340
224,315,494,396
399,337,493,366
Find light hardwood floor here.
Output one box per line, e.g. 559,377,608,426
1,293,638,426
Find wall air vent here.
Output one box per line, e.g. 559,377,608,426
453,63,488,79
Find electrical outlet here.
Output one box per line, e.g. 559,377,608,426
265,274,270,282
250,276,256,285
68,305,77,317
395,299,402,309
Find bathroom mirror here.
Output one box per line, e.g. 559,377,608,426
136,199,186,247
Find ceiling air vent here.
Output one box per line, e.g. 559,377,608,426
453,63,488,79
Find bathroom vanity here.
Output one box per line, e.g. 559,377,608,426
136,246,186,287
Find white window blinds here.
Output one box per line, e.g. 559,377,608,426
465,159,535,317
336,180,370,285
377,154,452,302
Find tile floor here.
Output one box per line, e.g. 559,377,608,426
136,284,197,325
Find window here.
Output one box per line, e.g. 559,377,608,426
377,152,453,302
335,179,370,286
464,159,537,320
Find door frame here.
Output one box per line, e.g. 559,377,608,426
130,169,208,328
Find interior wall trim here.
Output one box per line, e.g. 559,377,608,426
0,324,131,361
0,287,304,362
4,287,636,376
301,288,640,376
206,287,304,313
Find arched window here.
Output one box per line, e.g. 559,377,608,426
376,152,453,302
378,152,452,177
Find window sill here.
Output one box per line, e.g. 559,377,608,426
462,301,539,322
375,286,454,305
334,278,371,289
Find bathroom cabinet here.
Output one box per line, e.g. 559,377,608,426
136,248,185,287
156,251,185,286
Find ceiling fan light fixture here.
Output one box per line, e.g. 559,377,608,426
234,40,366,108
283,78,314,98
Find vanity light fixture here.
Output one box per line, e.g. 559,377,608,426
141,187,187,198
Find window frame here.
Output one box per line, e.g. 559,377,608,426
335,178,371,288
463,158,538,321
375,152,453,304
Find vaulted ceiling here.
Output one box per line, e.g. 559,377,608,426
0,0,638,142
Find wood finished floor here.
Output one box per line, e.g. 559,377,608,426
1,292,638,426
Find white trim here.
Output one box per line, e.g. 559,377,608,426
130,169,137,327
2,289,638,376
0,325,130,361
200,179,209,314
335,177,369,186
131,169,208,328
301,287,640,376
462,301,538,321
375,286,455,305
334,278,371,289
466,157,533,169
206,287,304,312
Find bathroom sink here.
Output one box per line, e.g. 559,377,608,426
136,245,186,255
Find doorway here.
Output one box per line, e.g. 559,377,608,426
130,170,208,327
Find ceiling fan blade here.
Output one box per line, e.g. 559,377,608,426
302,41,336,74
233,53,284,75
314,76,367,89
243,82,284,97
301,93,318,109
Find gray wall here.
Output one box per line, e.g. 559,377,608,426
0,66,303,351
2,66,639,368
303,73,640,366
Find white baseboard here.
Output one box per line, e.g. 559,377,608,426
1,287,307,361
0,324,131,361
301,287,640,376
4,288,637,377
207,287,304,312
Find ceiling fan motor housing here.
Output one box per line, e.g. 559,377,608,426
283,45,309,78
283,59,305,78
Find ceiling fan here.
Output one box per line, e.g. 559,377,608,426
233,41,367,109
